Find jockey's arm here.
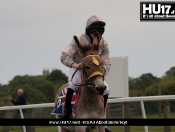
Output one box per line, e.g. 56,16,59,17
60,52,75,68
60,38,80,69
100,42,111,76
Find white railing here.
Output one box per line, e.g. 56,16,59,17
1,95,175,132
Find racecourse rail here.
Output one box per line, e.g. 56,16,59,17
1,95,175,132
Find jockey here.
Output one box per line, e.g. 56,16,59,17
60,15,112,132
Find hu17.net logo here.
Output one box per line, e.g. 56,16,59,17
140,1,175,20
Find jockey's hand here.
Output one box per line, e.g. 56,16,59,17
73,63,82,70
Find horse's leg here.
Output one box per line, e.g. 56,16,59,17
96,126,105,132
95,115,105,132
75,126,86,132
61,126,71,132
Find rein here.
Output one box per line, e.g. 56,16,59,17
71,69,92,87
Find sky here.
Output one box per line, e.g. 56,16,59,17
0,0,175,85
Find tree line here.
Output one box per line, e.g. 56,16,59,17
129,66,175,97
0,69,67,106
0,67,175,108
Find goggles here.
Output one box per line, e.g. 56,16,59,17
89,28,104,34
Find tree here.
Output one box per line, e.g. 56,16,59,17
129,77,135,90
0,85,10,97
129,73,159,96
36,82,55,102
146,76,175,96
47,69,67,83
165,67,175,77
129,73,159,90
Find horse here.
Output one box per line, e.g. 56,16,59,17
54,32,106,132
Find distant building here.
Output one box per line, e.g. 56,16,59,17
43,69,50,76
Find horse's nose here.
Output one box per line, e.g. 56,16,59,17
95,86,106,95
95,87,100,91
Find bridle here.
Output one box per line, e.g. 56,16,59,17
71,55,104,88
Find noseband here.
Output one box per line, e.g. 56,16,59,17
71,55,104,87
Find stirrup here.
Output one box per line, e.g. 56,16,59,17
105,127,112,132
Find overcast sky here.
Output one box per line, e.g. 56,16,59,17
0,0,175,85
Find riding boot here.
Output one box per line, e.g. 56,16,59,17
104,94,108,108
61,88,74,119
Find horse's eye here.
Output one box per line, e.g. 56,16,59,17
85,65,90,70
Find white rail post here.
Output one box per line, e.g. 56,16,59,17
140,101,148,132
19,109,26,132
55,115,61,132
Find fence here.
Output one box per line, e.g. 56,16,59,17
1,95,175,132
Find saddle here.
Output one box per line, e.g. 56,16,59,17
51,87,107,116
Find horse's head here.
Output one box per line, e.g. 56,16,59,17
73,32,106,95
81,55,106,95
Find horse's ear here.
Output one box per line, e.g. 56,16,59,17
93,32,100,51
73,36,84,55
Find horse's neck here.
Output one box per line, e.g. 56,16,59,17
80,85,99,100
